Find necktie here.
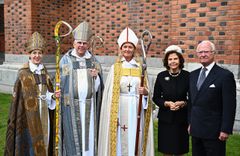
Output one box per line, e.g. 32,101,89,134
197,67,207,90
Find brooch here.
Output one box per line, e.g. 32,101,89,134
164,76,170,81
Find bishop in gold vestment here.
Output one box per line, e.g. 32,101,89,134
4,32,57,156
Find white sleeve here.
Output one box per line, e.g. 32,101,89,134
142,95,148,109
46,90,56,110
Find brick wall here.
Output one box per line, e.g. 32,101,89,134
4,0,240,65
0,4,4,52
4,0,32,54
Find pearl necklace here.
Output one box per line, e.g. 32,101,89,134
168,70,181,77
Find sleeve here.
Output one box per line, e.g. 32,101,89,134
142,96,148,109
94,75,100,91
141,73,150,109
187,77,192,125
95,72,104,130
59,56,68,89
46,90,56,110
4,76,22,155
59,56,69,98
98,65,114,156
221,71,236,134
45,70,56,110
187,90,192,125
152,74,167,109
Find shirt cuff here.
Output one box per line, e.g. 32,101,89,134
46,90,56,110
142,96,148,109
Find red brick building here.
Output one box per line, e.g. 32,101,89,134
1,0,240,65
0,1,4,60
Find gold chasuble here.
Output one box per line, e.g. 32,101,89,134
98,61,154,156
4,63,55,156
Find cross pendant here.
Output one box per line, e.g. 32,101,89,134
121,125,128,131
127,83,132,92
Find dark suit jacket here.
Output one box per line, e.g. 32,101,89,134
189,63,236,139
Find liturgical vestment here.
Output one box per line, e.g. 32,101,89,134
4,62,56,156
58,49,103,156
98,58,154,156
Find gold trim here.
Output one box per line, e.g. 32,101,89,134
121,68,141,77
109,63,151,156
110,63,122,156
142,73,151,156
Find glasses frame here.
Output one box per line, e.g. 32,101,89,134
197,50,214,54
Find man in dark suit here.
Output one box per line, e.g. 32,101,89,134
188,40,236,156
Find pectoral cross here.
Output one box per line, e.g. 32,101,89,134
127,83,132,92
121,125,128,131
117,119,128,131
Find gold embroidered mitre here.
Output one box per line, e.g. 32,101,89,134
72,21,92,42
25,32,46,53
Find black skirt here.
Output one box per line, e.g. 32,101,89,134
158,121,189,154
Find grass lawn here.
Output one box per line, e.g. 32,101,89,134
153,118,240,156
0,93,240,155
0,93,12,155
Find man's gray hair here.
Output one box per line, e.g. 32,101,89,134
197,40,216,52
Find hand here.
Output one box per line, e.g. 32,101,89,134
90,68,99,78
188,125,191,134
55,90,61,98
52,90,61,100
165,101,179,111
138,87,148,95
175,101,186,108
219,132,229,141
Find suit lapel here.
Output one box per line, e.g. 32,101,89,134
191,64,219,104
196,64,219,96
199,64,218,91
191,68,201,103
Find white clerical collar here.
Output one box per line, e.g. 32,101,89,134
121,57,140,67
72,49,92,59
29,60,44,75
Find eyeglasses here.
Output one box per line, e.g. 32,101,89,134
197,51,213,54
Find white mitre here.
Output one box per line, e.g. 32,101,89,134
117,27,138,48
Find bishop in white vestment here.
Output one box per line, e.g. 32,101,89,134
98,27,154,156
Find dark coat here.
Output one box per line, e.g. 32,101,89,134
152,70,189,154
189,63,236,139
153,70,189,124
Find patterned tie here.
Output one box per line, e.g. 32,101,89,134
197,67,207,90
